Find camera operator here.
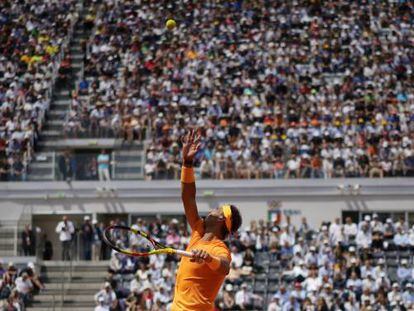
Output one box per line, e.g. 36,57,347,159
55,215,75,260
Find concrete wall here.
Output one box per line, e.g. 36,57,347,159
0,178,413,227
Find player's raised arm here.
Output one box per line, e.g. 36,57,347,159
181,129,202,230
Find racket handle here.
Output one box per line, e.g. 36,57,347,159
175,250,193,257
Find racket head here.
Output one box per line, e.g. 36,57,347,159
103,225,168,257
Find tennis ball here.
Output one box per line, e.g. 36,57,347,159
166,19,176,30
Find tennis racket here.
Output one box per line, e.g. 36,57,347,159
103,225,192,257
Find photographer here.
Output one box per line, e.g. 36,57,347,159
55,215,75,260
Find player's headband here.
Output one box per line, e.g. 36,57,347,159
222,204,232,233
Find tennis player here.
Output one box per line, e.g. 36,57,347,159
171,129,242,311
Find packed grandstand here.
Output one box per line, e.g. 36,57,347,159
1,0,413,181
3,215,414,310
1,0,414,310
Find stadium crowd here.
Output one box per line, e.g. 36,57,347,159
93,213,414,311
0,0,79,182
0,261,45,310
63,0,414,180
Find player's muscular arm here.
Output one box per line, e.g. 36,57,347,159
191,249,230,275
181,129,201,230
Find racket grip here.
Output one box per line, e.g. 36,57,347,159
175,250,193,257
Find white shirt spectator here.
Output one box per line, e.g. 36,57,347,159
356,230,372,248
394,230,409,246
15,275,33,294
94,287,116,308
231,250,244,268
302,275,322,292
344,222,358,240
55,220,75,242
329,221,342,244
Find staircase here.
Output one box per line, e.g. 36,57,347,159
28,261,108,311
0,226,17,257
28,7,92,182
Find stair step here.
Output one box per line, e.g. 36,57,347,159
69,46,82,53
0,237,15,245
34,294,95,303
34,153,55,162
0,250,16,256
28,308,94,311
0,231,15,238
54,90,71,97
0,244,14,250
41,266,108,273
42,283,103,290
43,276,106,283
27,174,54,181
53,99,71,106
41,261,110,267
47,110,66,118
41,130,62,137
31,303,96,309
41,289,99,295
41,271,107,278
30,162,54,169
46,119,65,126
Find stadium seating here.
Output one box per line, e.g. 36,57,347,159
0,0,80,181
83,215,414,310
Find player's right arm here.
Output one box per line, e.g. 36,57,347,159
181,129,201,230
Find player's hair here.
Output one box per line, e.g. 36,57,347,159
223,205,242,237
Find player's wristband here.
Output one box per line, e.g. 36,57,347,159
181,166,195,183
206,256,221,271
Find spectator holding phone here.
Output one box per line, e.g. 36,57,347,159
55,215,75,260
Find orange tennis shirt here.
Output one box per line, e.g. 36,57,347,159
171,219,231,311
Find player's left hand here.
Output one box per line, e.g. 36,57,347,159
190,249,212,264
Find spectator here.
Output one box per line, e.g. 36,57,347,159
92,219,103,261
94,282,117,310
41,233,54,260
234,283,257,310
14,272,33,305
97,150,111,182
397,259,412,284
95,296,109,311
81,216,93,260
21,224,36,256
55,215,75,260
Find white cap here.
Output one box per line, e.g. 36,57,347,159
225,284,233,291
310,246,316,251
27,262,35,269
92,219,98,225
84,215,90,221
349,246,356,252
401,259,408,264
392,283,399,288
364,215,371,221
104,282,111,288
